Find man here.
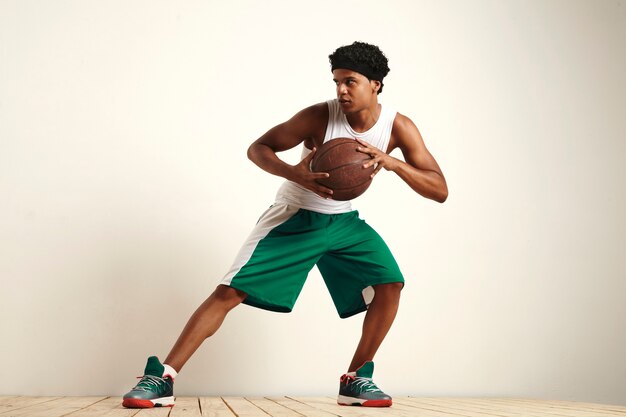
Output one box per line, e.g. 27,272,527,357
122,41,447,409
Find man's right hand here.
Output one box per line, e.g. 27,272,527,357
290,147,334,199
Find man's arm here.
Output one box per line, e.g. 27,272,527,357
247,103,334,199
356,113,448,203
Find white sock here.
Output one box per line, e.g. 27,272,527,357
163,363,178,379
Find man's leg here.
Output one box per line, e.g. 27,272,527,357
348,282,402,372
164,284,247,372
123,284,246,408
336,282,402,407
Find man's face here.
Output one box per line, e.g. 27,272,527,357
332,69,379,113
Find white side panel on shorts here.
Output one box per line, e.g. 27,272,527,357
220,204,300,286
362,285,375,306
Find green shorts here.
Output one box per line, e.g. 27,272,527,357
221,204,404,318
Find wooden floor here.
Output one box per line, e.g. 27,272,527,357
0,396,625,417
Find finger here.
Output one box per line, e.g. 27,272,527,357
303,147,317,162
312,172,330,178
363,156,379,168
357,147,377,157
304,148,318,171
355,138,369,148
371,164,383,177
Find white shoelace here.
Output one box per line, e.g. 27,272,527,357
134,375,168,391
351,377,380,393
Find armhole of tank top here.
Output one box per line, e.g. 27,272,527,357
323,100,337,143
381,108,397,154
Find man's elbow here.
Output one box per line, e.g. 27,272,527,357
247,143,259,162
434,184,448,203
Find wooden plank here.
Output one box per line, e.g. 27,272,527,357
291,396,420,417
378,399,482,417
465,398,622,417
245,397,303,416
198,397,235,417
495,398,626,415
266,397,339,417
403,397,539,416
0,397,107,417
170,397,201,417
442,398,618,417
221,397,268,416
0,398,63,415
326,396,472,417
383,401,468,417
290,396,376,417
98,407,143,417
395,397,512,417
133,403,172,417
548,399,626,413
426,398,571,417
62,397,139,417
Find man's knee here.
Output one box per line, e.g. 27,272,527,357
373,282,404,298
211,284,247,308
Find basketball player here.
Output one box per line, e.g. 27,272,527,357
122,41,447,408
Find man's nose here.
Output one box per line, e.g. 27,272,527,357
337,83,347,95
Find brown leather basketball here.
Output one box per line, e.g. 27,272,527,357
311,138,375,201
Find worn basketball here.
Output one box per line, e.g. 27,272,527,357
311,138,375,201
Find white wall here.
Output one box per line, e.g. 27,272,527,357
1,0,625,406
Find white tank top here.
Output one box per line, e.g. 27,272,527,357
274,99,396,214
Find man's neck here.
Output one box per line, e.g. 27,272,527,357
345,103,381,133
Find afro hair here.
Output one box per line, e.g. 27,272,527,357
329,41,390,94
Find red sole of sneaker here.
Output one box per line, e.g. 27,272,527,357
122,399,174,408
362,399,393,407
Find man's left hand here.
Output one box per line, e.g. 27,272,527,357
355,138,400,178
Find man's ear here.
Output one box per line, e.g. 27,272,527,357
372,80,381,93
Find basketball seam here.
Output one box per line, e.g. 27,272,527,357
316,160,373,191
327,178,372,191
323,160,373,173
312,139,361,170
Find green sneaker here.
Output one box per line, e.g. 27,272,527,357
122,356,175,408
337,361,392,407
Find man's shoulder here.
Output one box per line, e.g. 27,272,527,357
390,111,421,149
292,101,330,127
392,112,419,136
298,101,331,118
286,101,330,143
